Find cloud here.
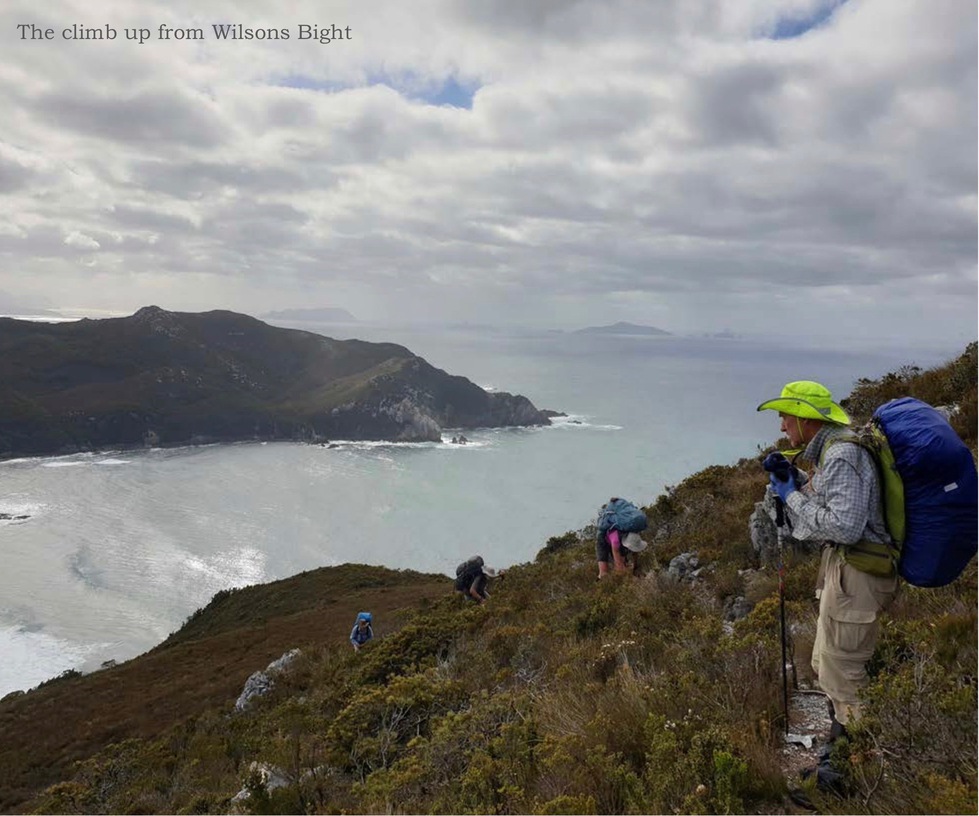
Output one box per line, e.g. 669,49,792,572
0,0,973,345
34,88,227,149
63,231,101,250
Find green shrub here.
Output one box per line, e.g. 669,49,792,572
538,531,579,559
326,670,467,777
643,713,756,814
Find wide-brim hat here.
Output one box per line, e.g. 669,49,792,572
622,532,648,553
482,566,499,578
757,380,850,426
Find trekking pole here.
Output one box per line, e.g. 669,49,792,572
774,496,790,736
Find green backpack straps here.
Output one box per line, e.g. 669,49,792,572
821,429,903,577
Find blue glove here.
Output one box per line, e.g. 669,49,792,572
769,472,796,503
762,451,786,470
762,451,791,477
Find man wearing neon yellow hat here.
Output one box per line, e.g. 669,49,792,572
758,381,899,787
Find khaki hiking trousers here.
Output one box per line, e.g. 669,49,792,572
811,546,899,726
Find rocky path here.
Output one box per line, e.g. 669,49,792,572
781,690,832,779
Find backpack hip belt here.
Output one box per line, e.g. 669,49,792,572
836,539,898,578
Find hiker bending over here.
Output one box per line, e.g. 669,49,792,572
758,381,899,792
350,611,373,652
454,556,501,604
596,527,629,577
597,528,648,578
595,498,649,579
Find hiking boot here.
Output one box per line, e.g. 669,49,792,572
817,718,848,762
828,717,848,742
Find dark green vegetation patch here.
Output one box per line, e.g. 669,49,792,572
0,306,551,457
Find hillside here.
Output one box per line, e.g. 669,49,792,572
0,343,975,815
0,566,448,813
0,307,550,458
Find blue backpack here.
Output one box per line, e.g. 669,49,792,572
597,498,648,535
874,398,978,587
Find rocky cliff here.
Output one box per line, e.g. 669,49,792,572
0,306,551,457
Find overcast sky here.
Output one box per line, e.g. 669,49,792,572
0,0,975,344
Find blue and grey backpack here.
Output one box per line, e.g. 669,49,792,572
597,498,648,535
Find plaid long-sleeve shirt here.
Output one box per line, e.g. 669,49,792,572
783,424,891,546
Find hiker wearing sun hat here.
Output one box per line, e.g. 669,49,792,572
758,380,899,797
454,556,504,604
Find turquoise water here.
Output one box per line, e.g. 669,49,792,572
0,328,961,695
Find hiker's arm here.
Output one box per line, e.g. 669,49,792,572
606,529,627,572
468,579,484,603
784,453,871,544
611,545,628,572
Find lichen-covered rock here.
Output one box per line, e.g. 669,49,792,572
234,648,301,712
230,762,291,808
667,552,700,581
723,595,753,622
748,492,816,567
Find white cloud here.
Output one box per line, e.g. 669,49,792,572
63,231,101,250
0,0,974,346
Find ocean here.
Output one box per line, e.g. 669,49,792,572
0,325,964,697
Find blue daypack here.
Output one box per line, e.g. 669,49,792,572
874,398,978,587
597,498,648,534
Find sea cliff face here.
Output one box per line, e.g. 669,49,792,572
0,306,551,457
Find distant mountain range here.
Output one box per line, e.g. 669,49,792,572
0,307,550,457
262,307,358,322
573,321,671,336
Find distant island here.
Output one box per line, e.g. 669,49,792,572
573,321,671,336
262,307,358,323
0,306,551,458
702,329,740,339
